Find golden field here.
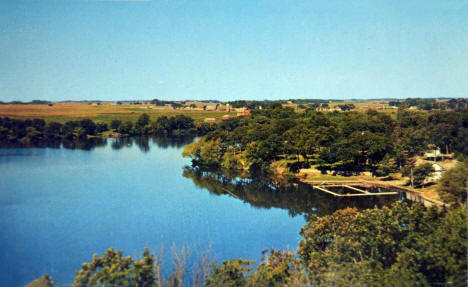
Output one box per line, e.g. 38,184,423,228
0,103,236,124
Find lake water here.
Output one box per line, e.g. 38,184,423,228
0,137,308,287
0,137,399,286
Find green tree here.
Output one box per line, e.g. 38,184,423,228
118,121,134,135
136,113,150,128
205,259,253,287
438,159,468,205
298,201,467,286
110,120,122,130
96,122,108,133
413,163,434,187
45,122,63,136
246,249,307,287
402,158,417,187
374,154,399,177
79,119,97,135
73,247,158,287
25,274,55,287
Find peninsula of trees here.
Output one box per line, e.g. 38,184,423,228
183,105,467,179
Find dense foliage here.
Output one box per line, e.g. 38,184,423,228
389,98,468,111
183,107,468,176
0,117,107,146
72,248,305,287
73,248,159,287
298,202,467,286
0,114,214,147
107,114,214,136
437,159,468,205
205,250,307,287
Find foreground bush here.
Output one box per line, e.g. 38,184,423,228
298,201,467,286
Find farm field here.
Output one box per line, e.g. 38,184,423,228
0,103,236,123
0,101,399,124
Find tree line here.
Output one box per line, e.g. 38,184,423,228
389,98,468,111
0,114,215,147
108,114,214,137
0,117,107,146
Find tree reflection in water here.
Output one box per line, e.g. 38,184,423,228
0,137,107,150
183,166,401,218
62,137,107,150
0,135,196,151
110,136,195,151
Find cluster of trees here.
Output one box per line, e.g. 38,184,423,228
337,103,355,111
389,98,468,111
0,117,108,146
228,100,284,110
109,114,214,137
69,247,305,287
213,203,466,287
437,159,468,205
0,99,53,105
298,202,467,286
183,106,467,180
290,99,336,105
227,99,354,111
0,114,214,147
35,202,464,287
151,99,184,109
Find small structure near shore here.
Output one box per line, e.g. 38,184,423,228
424,148,442,160
236,108,251,116
302,180,448,210
310,182,398,197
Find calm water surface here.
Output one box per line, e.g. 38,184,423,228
0,137,307,286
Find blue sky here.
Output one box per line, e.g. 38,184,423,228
0,0,467,101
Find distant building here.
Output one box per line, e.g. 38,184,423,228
217,104,229,111
205,105,217,111
236,108,251,116
222,114,232,120
424,148,442,160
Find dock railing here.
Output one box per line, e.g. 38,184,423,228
300,179,448,210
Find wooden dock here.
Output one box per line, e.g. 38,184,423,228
312,184,398,197
301,180,448,209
